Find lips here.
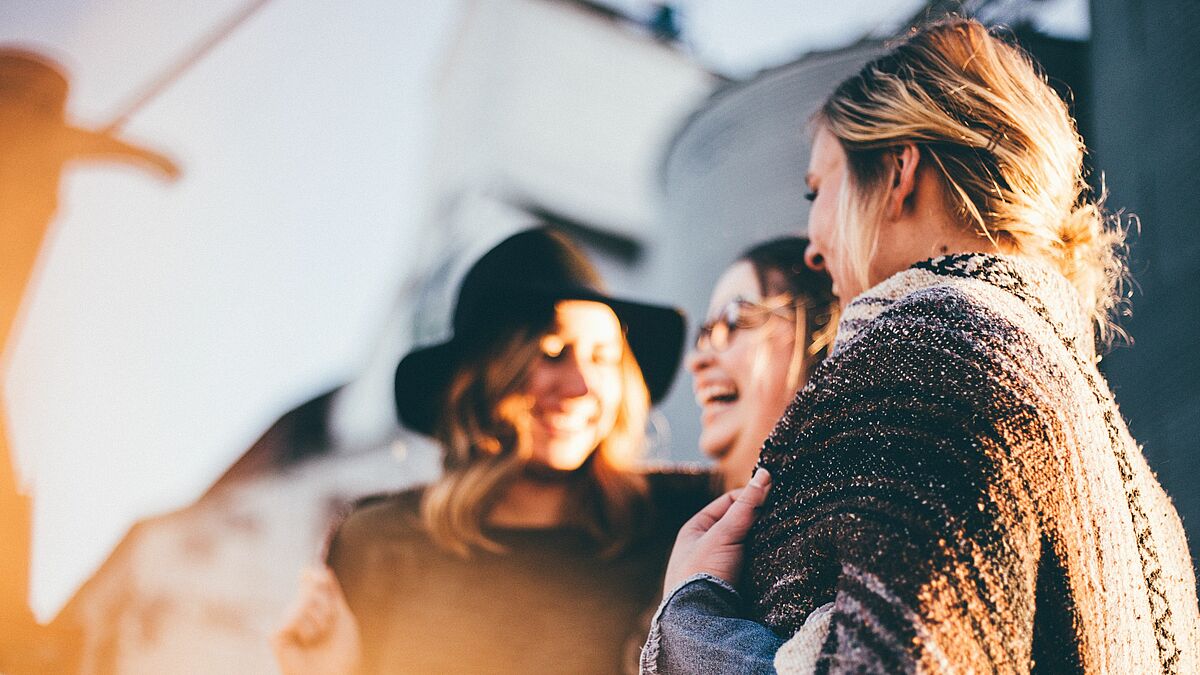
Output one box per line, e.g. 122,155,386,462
533,409,596,435
694,383,739,407
695,381,739,460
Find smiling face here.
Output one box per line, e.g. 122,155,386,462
521,300,625,471
803,126,862,304
687,262,802,490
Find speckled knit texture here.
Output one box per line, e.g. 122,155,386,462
749,254,1199,674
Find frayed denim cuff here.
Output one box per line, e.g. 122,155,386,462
638,571,748,672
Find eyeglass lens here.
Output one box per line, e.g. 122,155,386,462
695,297,797,353
695,301,747,352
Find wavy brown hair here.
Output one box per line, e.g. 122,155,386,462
816,18,1126,343
421,314,651,558
740,236,840,389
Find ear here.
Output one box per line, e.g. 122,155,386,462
885,143,920,221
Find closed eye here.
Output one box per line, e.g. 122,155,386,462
540,335,566,359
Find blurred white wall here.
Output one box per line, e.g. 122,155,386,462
52,1,714,671
1,0,464,622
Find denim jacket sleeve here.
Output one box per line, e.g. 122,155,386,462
639,574,783,675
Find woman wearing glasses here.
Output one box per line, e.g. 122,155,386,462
688,237,837,492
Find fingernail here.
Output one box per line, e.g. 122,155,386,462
750,467,771,487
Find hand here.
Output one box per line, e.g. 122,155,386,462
272,566,362,675
663,468,772,595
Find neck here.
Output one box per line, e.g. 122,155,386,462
927,226,1000,259
872,217,1000,288
486,473,575,528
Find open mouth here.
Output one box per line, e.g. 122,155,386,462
695,383,739,407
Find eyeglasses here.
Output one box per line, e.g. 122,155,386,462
694,296,798,353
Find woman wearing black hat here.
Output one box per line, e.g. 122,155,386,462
274,227,713,674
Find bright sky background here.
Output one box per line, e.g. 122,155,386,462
1,0,1085,621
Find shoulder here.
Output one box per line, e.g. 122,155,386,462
827,281,1032,392
835,258,1070,372
329,486,428,551
764,276,1051,484
796,281,1036,431
868,282,1012,342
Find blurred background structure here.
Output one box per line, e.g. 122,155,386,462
1,0,1196,672
1087,0,1200,586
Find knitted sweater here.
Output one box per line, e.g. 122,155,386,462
749,254,1199,673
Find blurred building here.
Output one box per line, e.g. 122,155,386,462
56,1,713,672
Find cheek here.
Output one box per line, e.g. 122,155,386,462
747,332,796,398
807,200,829,237
716,340,755,385
524,360,546,385
592,372,624,423
818,208,841,250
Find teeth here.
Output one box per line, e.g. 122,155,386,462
695,384,738,406
538,412,592,432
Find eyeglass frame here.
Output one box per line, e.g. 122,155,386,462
693,295,803,354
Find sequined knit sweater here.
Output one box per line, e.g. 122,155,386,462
749,254,1199,673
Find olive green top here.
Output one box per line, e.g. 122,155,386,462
328,470,714,675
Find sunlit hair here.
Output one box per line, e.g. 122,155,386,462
740,236,839,388
421,312,650,558
816,17,1126,342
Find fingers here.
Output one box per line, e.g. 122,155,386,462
710,468,771,542
736,467,771,508
681,488,741,535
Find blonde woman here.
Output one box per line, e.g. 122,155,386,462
274,228,713,674
649,18,1199,674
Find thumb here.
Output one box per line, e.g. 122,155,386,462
710,468,771,542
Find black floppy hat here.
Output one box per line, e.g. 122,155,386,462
394,227,685,435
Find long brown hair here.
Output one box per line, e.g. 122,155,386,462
740,236,839,389
421,313,651,558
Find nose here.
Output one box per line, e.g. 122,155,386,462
804,242,826,272
686,345,715,374
557,355,591,399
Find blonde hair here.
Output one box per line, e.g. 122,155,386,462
817,18,1126,341
421,319,650,558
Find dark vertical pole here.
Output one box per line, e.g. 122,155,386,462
1090,0,1200,570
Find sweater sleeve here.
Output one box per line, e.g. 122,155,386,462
749,295,1047,672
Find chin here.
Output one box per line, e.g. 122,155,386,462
698,425,737,460
698,440,724,462
540,443,596,471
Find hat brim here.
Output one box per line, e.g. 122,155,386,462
52,125,181,179
394,288,685,435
